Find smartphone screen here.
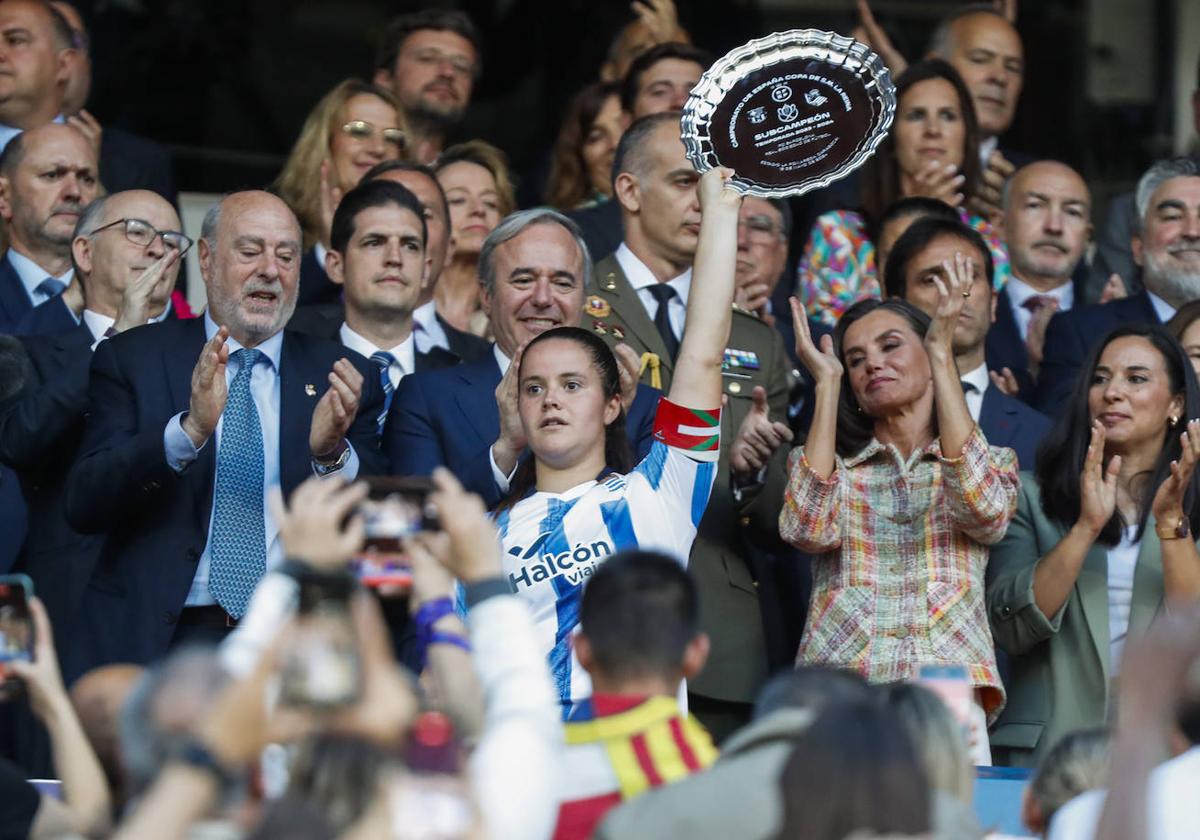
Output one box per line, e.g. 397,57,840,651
0,574,34,700
353,476,438,591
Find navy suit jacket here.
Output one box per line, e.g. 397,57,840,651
384,348,660,507
62,318,385,675
1035,292,1162,416
0,254,34,332
977,385,1052,470
0,325,100,644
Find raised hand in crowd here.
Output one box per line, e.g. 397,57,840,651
1098,271,1128,303
112,251,182,333
908,160,965,208
631,0,687,43
269,476,369,569
7,598,112,839
852,0,908,77
788,295,843,479
730,385,794,480
65,109,104,162
969,150,1017,223
924,252,978,458
309,358,364,459
180,327,230,449
491,340,528,478
614,342,643,412
989,366,1022,397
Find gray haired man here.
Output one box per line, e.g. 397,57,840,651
385,207,660,505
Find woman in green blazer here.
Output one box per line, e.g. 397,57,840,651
987,324,1200,766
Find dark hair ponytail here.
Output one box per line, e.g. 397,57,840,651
495,327,633,512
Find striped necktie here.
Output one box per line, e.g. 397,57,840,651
370,351,397,435
208,348,267,619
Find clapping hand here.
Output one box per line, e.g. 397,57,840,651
182,327,230,448
968,151,1016,223
789,296,842,385
1150,419,1200,525
492,341,529,474
923,252,972,355
910,160,965,208
113,251,181,333
1078,421,1121,535
730,385,794,479
852,0,909,76
614,342,642,410
309,359,363,459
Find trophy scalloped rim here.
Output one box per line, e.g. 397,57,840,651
681,28,897,198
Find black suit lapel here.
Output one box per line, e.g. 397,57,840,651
990,288,1028,370
979,386,1018,448
0,257,31,326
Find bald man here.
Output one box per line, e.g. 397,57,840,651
0,122,97,331
986,161,1092,394
62,191,385,678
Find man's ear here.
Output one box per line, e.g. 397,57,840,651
613,172,642,215
421,254,433,290
681,633,710,681
0,176,13,223
54,48,75,87
372,68,394,89
990,287,998,325
197,237,213,283
325,249,345,286
1131,232,1144,268
72,235,92,278
573,633,595,674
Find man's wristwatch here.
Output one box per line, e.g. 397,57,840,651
1156,514,1191,541
313,438,350,474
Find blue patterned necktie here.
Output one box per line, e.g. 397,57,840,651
36,277,66,300
208,348,267,619
370,351,397,435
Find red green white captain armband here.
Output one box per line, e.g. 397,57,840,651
653,399,721,461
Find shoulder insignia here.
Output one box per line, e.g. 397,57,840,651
585,295,612,318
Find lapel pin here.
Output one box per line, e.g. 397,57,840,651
304,383,317,396
611,326,625,340
603,272,617,291
585,295,612,318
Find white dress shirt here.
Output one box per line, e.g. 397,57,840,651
1106,525,1139,674
1006,273,1074,341
1147,291,1177,324
960,362,990,423
614,243,691,340
412,300,451,354
338,323,415,389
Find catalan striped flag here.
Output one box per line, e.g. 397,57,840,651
552,695,718,840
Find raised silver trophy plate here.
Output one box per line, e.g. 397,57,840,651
681,29,896,197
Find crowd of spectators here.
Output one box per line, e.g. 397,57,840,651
1,0,1199,837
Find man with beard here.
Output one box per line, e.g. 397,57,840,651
988,161,1092,398
1037,158,1200,414
0,123,97,331
373,10,480,165
62,191,384,677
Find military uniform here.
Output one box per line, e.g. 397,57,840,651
585,253,795,736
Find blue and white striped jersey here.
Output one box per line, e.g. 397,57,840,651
495,438,718,710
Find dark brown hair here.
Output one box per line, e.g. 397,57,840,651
545,82,622,210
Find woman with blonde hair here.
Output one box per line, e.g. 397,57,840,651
275,78,408,306
434,140,517,336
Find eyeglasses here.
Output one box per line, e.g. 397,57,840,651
91,218,193,255
405,47,475,77
738,215,782,244
341,121,407,150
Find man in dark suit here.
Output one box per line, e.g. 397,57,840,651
1037,158,1200,414
987,161,1093,404
567,42,710,261
578,113,796,740
1,189,186,640
290,179,460,388
292,159,489,366
63,191,383,678
885,216,1051,468
0,123,98,331
386,207,659,504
